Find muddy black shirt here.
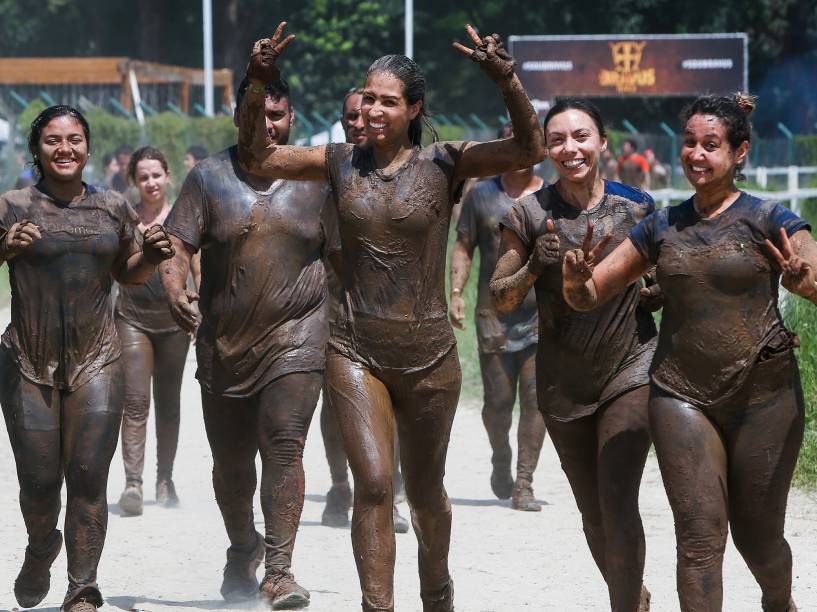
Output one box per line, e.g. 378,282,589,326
502,181,657,421
325,142,467,371
457,176,538,354
629,192,809,407
116,268,179,335
165,147,336,397
0,183,142,390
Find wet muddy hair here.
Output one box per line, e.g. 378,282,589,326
28,105,91,178
235,76,292,111
367,54,438,146
543,98,607,138
681,92,756,181
128,146,169,182
342,87,364,115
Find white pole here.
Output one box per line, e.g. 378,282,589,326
203,0,214,116
405,0,413,59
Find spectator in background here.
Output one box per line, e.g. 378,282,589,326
599,148,618,182
183,145,209,172
101,153,120,189
644,148,669,189
13,151,35,189
111,144,133,193
617,139,650,190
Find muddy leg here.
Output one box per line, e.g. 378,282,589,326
61,360,125,608
479,352,515,499
151,329,189,487
327,351,396,612
116,320,153,486
394,349,460,611
514,345,546,507
320,382,353,527
596,386,651,612
649,391,727,612
727,357,804,612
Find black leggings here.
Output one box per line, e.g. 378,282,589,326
116,319,189,485
650,350,804,612
545,385,651,612
201,371,322,574
479,345,546,484
0,349,124,608
326,347,461,612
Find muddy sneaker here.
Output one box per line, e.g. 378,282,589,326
511,482,542,512
421,578,454,612
14,529,62,608
321,482,352,528
393,505,410,534
119,482,143,516
260,570,310,610
156,478,179,507
65,599,97,612
638,584,651,612
490,464,513,500
221,531,264,602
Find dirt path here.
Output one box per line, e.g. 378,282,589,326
1,311,816,611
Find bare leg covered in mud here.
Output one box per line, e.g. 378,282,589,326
327,349,460,612
545,385,652,612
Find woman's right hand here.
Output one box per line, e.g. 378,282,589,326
246,22,296,84
2,219,41,259
528,219,560,276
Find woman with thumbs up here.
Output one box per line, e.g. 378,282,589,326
490,98,658,612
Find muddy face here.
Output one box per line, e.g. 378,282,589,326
34,116,89,183
545,109,607,184
361,72,420,147
342,92,367,146
681,114,748,189
133,159,170,207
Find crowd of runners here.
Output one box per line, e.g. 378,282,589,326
0,20,811,612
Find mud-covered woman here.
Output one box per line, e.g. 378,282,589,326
240,23,545,612
490,99,659,612
1,106,173,612
562,94,808,612
116,146,194,516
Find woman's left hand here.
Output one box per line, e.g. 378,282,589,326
452,24,515,82
143,224,175,264
765,227,817,300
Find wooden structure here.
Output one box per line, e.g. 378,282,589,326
0,57,234,113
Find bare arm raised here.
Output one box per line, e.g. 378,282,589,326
451,26,546,183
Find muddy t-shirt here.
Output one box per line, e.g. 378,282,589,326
629,192,809,407
116,268,179,334
325,141,467,371
0,183,142,391
165,147,336,397
501,181,657,421
457,176,538,354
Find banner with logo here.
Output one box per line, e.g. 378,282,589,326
508,33,748,111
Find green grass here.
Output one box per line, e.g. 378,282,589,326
0,266,8,308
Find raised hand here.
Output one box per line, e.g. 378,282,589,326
563,221,611,284
452,24,515,82
765,227,817,300
529,219,560,276
449,293,466,330
142,224,175,264
246,21,296,84
1,219,41,260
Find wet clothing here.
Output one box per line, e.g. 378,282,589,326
1,350,124,609
501,181,657,421
456,176,537,353
0,184,141,391
325,142,466,373
116,268,179,334
545,386,651,612
165,146,336,398
323,141,467,612
649,350,804,612
628,192,809,407
116,320,189,485
479,345,545,485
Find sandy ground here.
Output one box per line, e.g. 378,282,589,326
1,310,816,611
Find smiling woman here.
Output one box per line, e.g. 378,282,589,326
0,106,174,612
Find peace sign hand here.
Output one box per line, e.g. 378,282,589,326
528,219,560,276
765,227,817,300
246,22,296,84
452,24,515,82
562,222,611,285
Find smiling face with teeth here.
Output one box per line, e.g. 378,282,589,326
360,71,421,148
681,114,748,191
35,115,89,184
545,109,607,185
